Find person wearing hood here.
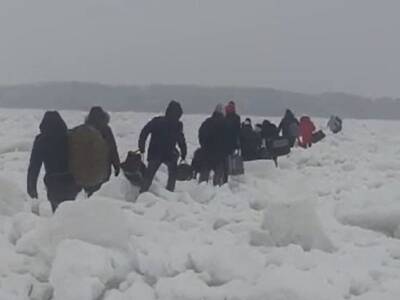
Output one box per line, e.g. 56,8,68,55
240,118,260,161
278,109,300,147
299,116,316,148
27,111,81,212
225,101,241,154
261,120,279,143
198,104,229,186
84,106,120,196
139,100,187,192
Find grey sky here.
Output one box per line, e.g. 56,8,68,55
0,0,399,97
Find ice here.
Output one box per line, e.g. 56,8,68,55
0,174,26,216
0,109,400,299
262,200,336,252
16,197,134,260
50,239,131,300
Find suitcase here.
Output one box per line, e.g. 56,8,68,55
312,130,326,144
227,154,244,176
269,137,291,157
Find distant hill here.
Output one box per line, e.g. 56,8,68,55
0,82,399,119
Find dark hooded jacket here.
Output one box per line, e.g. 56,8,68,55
240,122,260,161
85,106,120,178
27,111,70,195
139,101,187,162
199,111,229,166
262,120,279,141
278,109,299,138
225,113,241,154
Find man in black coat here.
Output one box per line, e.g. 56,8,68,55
139,100,187,192
27,111,81,212
225,101,241,155
240,118,260,161
278,109,299,147
198,104,228,186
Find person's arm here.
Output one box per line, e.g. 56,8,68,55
138,119,154,154
278,120,284,134
27,136,43,198
177,122,187,160
105,126,120,175
198,121,208,148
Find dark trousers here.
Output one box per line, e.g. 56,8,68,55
45,173,81,212
288,136,296,148
140,159,178,193
199,161,225,186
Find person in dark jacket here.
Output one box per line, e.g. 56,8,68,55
84,106,120,196
262,120,279,143
198,104,228,186
261,120,280,166
240,118,260,161
225,101,241,154
27,111,81,212
278,109,299,147
139,100,187,192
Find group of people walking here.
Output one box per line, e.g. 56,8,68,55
27,100,342,212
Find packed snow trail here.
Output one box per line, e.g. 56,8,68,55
0,109,400,299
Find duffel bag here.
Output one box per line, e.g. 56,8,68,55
312,130,326,144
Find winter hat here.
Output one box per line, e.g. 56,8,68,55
244,118,251,125
165,100,183,120
225,101,236,114
86,106,110,127
214,103,224,115
40,111,68,136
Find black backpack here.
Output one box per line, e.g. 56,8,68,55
121,151,146,187
176,161,193,181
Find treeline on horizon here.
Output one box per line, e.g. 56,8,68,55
0,82,399,119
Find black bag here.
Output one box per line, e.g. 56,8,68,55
121,151,146,187
176,161,193,181
312,130,326,144
258,147,273,160
269,137,291,157
227,153,245,176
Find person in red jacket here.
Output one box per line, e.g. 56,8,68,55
299,116,316,148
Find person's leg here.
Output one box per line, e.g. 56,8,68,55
223,158,229,184
213,162,225,186
166,159,178,192
85,183,102,197
199,167,210,183
140,160,162,193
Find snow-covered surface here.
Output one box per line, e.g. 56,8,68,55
0,109,400,299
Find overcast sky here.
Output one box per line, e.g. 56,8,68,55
0,0,399,97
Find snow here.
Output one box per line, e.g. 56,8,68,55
0,109,399,299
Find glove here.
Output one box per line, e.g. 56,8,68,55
114,166,120,177
28,188,38,199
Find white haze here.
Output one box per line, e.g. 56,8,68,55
0,0,400,97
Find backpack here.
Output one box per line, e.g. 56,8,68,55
288,122,300,137
328,116,342,134
68,125,109,188
176,161,193,181
269,137,291,157
121,151,146,187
